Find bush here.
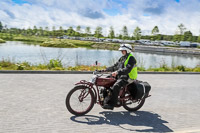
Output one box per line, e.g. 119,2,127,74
176,65,186,71
67,65,106,71
16,63,25,70
160,61,171,71
47,59,63,70
0,33,14,40
193,65,200,72
15,62,31,70
37,64,48,70
138,66,146,71
0,59,12,67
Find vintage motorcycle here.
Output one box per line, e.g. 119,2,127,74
66,71,151,116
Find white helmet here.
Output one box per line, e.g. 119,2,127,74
118,44,132,53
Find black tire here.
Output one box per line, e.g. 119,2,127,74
123,96,145,112
66,85,95,116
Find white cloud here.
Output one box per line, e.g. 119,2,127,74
0,0,200,35
125,0,200,35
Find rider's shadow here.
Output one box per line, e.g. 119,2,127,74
70,111,173,132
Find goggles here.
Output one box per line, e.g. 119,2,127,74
120,44,132,50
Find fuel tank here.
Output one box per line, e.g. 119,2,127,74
95,77,116,87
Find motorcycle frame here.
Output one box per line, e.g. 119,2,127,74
75,79,133,107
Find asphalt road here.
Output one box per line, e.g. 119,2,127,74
0,74,200,133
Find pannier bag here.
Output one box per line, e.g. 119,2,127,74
127,80,151,100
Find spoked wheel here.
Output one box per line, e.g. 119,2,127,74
66,85,95,116
123,93,145,111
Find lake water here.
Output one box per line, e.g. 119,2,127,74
0,41,200,69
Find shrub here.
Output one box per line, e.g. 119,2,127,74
176,65,186,72
16,63,25,70
67,65,106,71
138,66,146,71
160,61,171,71
0,59,12,67
37,64,48,70
47,59,63,70
193,65,200,72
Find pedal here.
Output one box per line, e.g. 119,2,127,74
125,102,132,105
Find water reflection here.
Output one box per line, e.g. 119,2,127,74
0,41,200,69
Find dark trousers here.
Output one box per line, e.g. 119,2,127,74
109,79,128,107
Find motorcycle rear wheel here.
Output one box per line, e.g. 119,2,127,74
123,97,145,111
66,85,95,116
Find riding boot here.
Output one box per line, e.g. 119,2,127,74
109,84,121,107
103,104,114,110
108,79,128,107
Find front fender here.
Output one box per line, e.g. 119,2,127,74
74,80,97,103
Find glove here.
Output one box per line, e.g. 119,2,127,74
98,69,106,73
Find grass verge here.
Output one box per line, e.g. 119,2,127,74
0,38,6,43
41,39,95,48
0,59,199,72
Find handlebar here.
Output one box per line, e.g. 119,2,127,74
93,70,115,78
94,70,109,74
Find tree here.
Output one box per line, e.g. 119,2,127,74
67,27,75,36
108,26,115,39
44,26,49,36
0,21,3,32
52,26,56,37
177,23,186,35
173,34,182,42
27,27,32,36
94,26,103,38
151,26,159,35
33,26,37,35
45,26,49,31
76,25,81,32
85,27,91,37
133,26,142,40
182,31,193,41
163,35,173,41
74,31,80,37
198,35,200,43
58,26,64,36
192,36,198,42
122,26,128,40
118,34,122,39
39,27,44,36
156,34,163,40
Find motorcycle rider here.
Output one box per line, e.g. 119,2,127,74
103,43,137,110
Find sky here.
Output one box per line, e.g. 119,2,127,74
0,0,200,36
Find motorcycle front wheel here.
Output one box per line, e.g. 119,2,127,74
66,85,95,116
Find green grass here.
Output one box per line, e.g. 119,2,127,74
0,33,118,49
66,39,95,47
0,33,49,42
0,33,14,40
13,35,48,43
67,65,106,71
0,38,6,43
0,59,199,72
0,59,65,70
41,39,122,49
140,65,200,72
41,39,95,48
91,42,120,50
